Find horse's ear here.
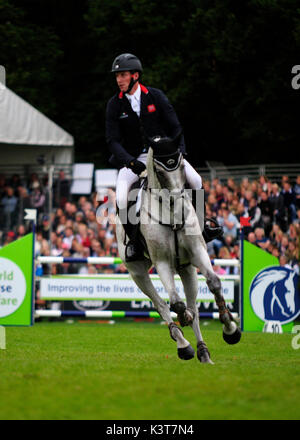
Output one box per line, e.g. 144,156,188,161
148,134,180,154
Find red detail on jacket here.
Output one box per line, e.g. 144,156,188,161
147,104,156,113
140,84,149,94
118,84,148,99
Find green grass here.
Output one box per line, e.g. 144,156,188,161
0,319,300,420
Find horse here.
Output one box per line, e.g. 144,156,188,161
116,136,241,363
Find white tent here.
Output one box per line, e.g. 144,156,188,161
0,85,74,166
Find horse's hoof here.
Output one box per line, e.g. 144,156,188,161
197,351,214,364
223,324,242,345
197,341,213,364
177,344,195,360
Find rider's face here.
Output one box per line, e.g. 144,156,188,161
115,71,139,93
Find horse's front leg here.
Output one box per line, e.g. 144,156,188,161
155,261,195,360
178,264,213,364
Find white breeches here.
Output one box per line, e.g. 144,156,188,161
116,153,202,209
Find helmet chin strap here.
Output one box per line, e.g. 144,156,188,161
125,74,139,94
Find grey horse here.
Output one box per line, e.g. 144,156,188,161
116,137,241,363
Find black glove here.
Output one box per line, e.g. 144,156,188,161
127,159,146,176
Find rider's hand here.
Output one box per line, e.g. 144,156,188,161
128,159,146,176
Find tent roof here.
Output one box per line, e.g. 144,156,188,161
0,85,74,146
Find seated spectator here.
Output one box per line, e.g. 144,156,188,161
258,175,269,193
16,224,27,239
207,193,219,214
287,223,298,241
227,177,237,193
218,204,239,239
86,210,98,234
77,222,91,248
62,226,75,250
64,202,77,220
269,183,285,230
51,235,64,256
279,254,292,268
248,198,263,230
294,175,300,209
254,227,270,250
56,214,68,235
218,247,232,274
279,234,289,255
2,230,16,246
281,181,297,223
271,246,280,258
240,189,253,209
223,235,236,257
70,238,84,257
40,215,51,240
90,238,103,257
247,232,257,245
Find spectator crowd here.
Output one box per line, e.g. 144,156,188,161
0,170,300,276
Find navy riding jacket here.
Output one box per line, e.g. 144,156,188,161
105,84,186,168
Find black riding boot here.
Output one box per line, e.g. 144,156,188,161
191,189,224,243
122,221,145,262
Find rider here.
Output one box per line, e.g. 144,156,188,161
105,53,222,261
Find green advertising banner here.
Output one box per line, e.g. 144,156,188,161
0,233,34,326
241,238,299,333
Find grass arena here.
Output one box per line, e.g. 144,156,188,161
0,243,300,421
1,319,300,420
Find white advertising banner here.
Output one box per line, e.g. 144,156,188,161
40,275,234,302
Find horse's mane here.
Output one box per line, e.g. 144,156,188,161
146,147,161,190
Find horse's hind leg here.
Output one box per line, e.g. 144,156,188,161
190,246,241,345
178,264,213,364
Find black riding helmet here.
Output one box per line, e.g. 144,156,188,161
111,53,143,93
